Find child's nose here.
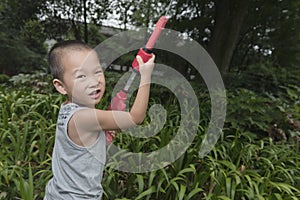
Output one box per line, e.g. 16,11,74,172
90,77,101,87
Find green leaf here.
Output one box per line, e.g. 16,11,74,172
135,185,156,200
148,171,156,187
178,184,186,200
136,174,144,193
270,182,300,195
217,195,231,200
272,193,283,200
177,165,196,177
186,187,203,200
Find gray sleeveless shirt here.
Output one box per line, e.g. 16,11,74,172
45,103,106,200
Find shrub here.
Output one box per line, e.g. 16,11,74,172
0,71,299,199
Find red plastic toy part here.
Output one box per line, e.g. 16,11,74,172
131,16,168,71
131,48,153,71
146,16,168,49
105,130,115,145
107,90,127,111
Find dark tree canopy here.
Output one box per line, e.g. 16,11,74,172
0,0,299,76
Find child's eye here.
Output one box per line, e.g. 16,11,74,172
95,70,103,74
76,75,86,79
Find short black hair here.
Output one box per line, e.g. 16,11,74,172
48,40,92,81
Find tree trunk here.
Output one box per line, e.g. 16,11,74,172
71,19,81,40
208,0,250,73
83,0,88,43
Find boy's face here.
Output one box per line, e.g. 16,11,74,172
56,49,105,107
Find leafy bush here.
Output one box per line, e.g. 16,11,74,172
9,71,53,94
225,63,299,95
0,74,9,83
0,88,64,199
0,71,299,199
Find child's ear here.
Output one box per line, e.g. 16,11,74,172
53,79,67,95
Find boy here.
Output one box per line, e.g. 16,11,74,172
44,40,155,199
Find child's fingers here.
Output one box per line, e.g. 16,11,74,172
136,55,144,66
136,54,155,66
148,54,155,63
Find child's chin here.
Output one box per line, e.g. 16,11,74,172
79,98,101,107
91,100,101,107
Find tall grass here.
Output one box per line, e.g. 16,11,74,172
0,72,299,199
0,85,64,199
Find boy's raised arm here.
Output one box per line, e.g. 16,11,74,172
127,54,155,125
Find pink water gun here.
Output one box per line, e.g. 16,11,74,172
105,16,168,145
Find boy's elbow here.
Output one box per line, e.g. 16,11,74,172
134,118,144,125
130,113,145,126
132,117,144,126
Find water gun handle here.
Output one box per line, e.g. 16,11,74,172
107,89,127,111
105,16,168,145
131,48,153,71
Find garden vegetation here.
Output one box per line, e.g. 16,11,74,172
0,69,299,199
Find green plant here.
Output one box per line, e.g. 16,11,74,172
9,71,53,94
0,74,9,83
0,71,299,199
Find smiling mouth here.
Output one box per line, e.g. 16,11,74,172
89,89,101,98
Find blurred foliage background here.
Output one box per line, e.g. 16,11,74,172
0,0,300,199
0,0,299,77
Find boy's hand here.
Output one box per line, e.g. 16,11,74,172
136,54,155,79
